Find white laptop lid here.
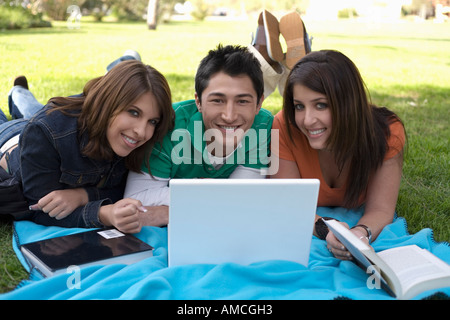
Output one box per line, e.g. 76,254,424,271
168,179,319,267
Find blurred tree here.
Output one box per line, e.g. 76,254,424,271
41,0,73,20
147,0,158,28
147,0,179,29
402,0,434,18
16,0,313,26
191,0,209,21
81,0,114,21
208,0,310,13
111,0,147,21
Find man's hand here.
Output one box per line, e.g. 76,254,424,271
139,205,169,227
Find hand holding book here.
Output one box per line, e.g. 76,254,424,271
324,219,450,299
325,220,372,261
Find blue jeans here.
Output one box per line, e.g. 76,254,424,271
0,110,7,123
8,85,44,120
106,55,137,72
0,119,28,146
0,86,43,155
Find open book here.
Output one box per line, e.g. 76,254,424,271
324,219,450,300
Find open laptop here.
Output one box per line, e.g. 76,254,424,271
168,179,319,267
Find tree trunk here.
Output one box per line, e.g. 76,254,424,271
147,0,159,30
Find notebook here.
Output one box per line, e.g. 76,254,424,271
21,229,154,277
168,179,319,267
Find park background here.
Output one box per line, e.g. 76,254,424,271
0,0,449,294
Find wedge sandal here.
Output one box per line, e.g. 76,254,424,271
262,10,284,63
279,11,306,69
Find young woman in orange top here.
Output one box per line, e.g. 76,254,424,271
272,50,406,260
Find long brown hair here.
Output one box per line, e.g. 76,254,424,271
283,50,404,208
47,60,174,172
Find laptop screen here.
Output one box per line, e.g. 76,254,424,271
168,179,319,267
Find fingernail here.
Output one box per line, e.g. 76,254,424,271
29,204,40,211
138,206,148,213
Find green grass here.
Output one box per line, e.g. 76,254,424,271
0,17,449,294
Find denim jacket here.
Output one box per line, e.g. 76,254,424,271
8,106,128,228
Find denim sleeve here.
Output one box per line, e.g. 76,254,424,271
83,173,125,204
18,121,112,228
31,198,111,228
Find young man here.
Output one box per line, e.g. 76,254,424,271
124,45,274,225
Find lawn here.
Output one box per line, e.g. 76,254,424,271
0,16,449,294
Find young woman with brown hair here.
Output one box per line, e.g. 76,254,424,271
0,60,174,233
272,50,406,259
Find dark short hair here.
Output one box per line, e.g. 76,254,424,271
195,44,264,104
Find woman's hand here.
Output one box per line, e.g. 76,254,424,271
325,222,371,260
99,198,145,234
30,188,88,220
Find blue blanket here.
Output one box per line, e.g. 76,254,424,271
2,207,449,300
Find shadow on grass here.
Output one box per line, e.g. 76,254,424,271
370,83,449,112
370,83,449,155
0,19,208,37
0,25,88,36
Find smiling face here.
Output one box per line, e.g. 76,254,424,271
195,71,263,156
293,83,332,151
107,91,161,157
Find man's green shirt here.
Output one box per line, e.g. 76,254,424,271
142,100,273,179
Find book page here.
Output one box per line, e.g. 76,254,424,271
378,245,450,292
